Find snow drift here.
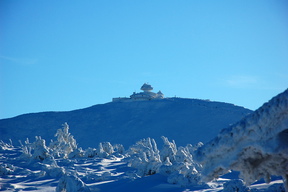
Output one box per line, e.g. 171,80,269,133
195,89,288,190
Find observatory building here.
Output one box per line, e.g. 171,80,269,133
112,83,164,102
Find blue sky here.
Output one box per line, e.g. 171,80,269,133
1,1,288,119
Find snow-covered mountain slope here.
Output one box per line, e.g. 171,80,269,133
1,92,287,192
0,98,251,148
195,89,288,190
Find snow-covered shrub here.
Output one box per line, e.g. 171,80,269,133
102,142,114,154
158,157,173,176
68,148,84,159
127,136,202,187
113,143,125,154
159,136,201,186
56,173,90,192
186,142,204,154
99,142,115,158
18,135,65,178
175,147,193,164
166,166,201,187
0,140,13,150
19,123,81,160
158,137,202,187
98,142,111,158
20,136,51,161
0,163,15,175
19,138,32,159
19,137,64,175
50,123,78,158
44,164,65,178
82,143,123,158
166,165,199,186
222,179,250,192
127,137,162,176
160,136,177,163
30,136,50,161
83,147,97,158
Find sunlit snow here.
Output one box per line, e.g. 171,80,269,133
1,89,287,191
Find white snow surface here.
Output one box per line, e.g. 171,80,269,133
195,89,288,190
1,91,287,191
0,137,284,192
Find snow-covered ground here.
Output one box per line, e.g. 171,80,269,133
1,90,287,191
0,136,284,192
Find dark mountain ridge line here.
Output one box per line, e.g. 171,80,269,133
0,98,252,149
1,98,251,120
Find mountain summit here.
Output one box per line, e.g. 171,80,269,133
113,83,164,102
0,97,251,148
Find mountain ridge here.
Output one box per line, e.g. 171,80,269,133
0,98,252,148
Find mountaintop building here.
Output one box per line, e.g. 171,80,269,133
112,83,164,102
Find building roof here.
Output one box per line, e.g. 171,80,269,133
141,83,153,92
112,83,164,101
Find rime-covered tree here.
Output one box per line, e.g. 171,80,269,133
127,137,162,176
50,123,78,158
56,174,90,192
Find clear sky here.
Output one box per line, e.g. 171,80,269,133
1,1,288,119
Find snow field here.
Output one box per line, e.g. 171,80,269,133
1,89,287,191
0,122,285,191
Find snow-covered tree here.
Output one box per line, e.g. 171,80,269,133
113,143,125,155
31,136,50,161
127,137,162,176
19,138,32,159
0,140,13,150
18,135,64,178
126,136,202,186
82,142,123,159
83,147,97,158
50,123,78,158
20,136,50,161
101,142,114,155
56,173,90,192
68,147,84,159
98,142,115,158
44,164,65,178
160,136,177,163
158,137,202,187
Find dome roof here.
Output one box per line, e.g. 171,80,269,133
157,91,163,95
141,83,153,91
